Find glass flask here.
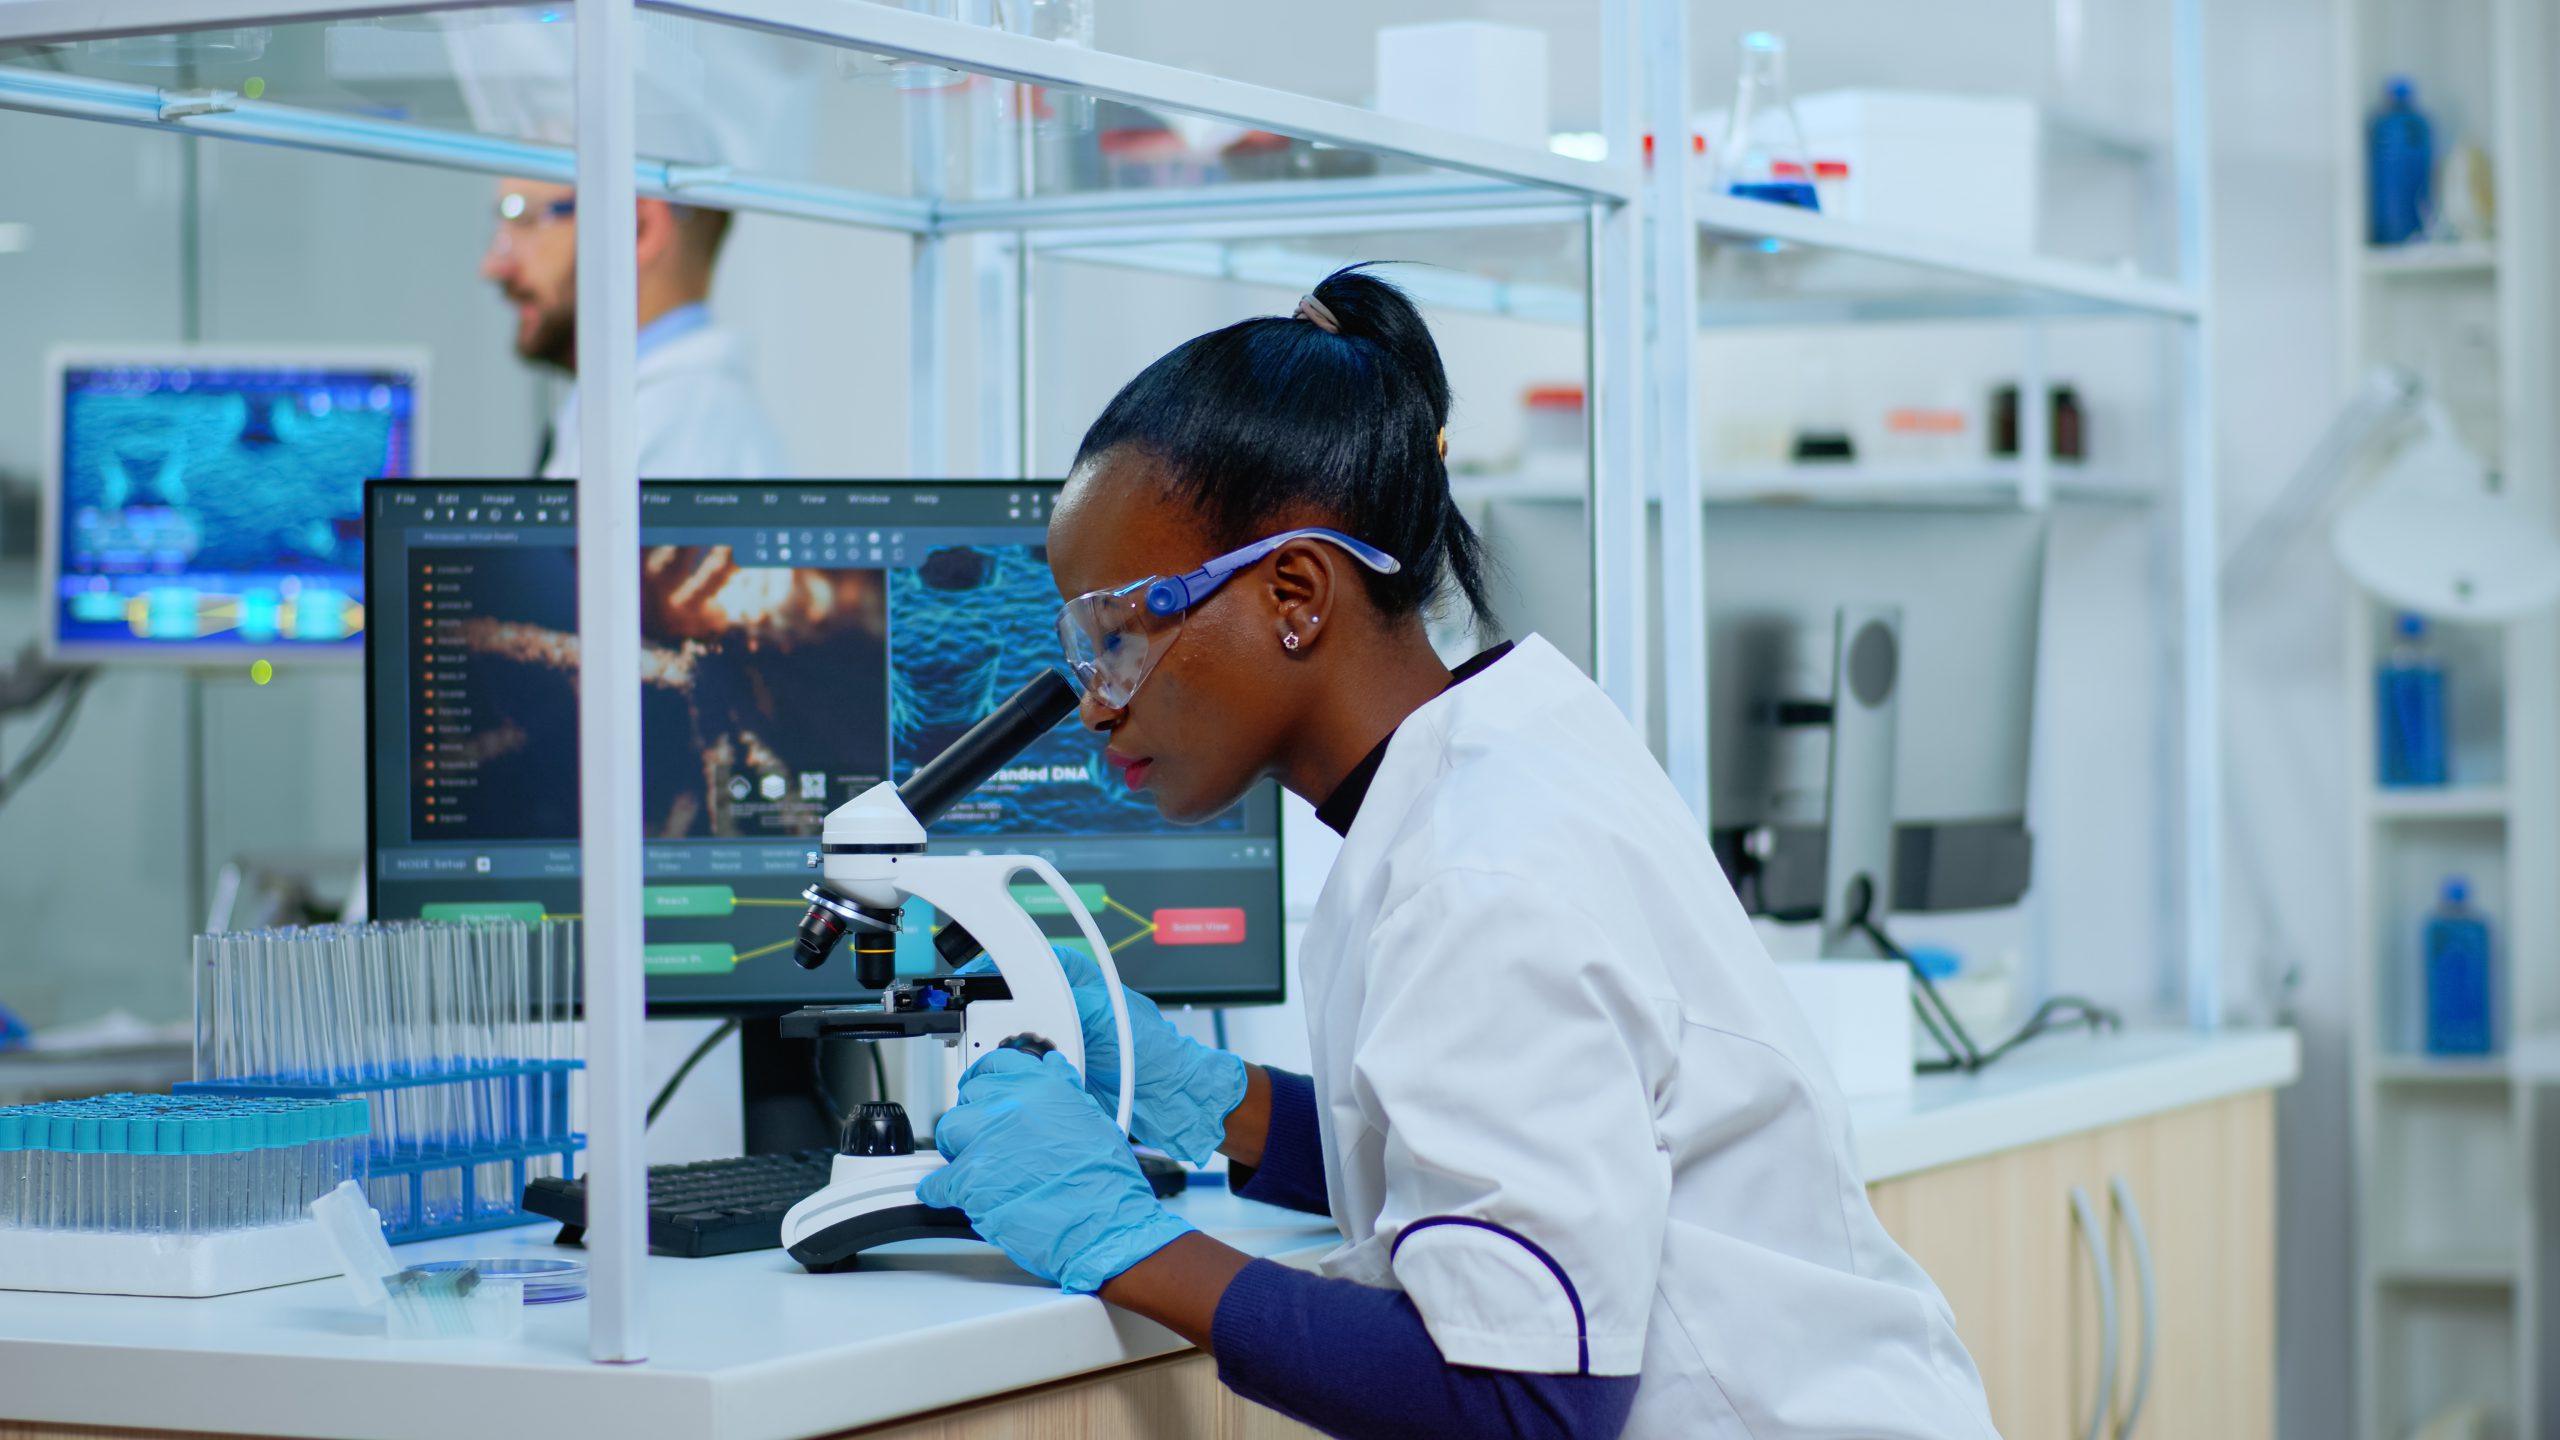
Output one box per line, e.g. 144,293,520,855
1711,32,1819,211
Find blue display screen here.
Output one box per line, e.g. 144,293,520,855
52,361,419,659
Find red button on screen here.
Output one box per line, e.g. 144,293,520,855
1151,907,1247,946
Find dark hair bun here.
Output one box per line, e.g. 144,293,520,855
1073,263,1491,621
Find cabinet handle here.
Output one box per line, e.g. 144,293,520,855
2109,1176,2158,1440
2070,1184,2119,1440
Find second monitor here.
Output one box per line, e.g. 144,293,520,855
363,479,1285,1011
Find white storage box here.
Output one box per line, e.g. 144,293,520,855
1776,959,1915,1098
1375,21,1550,152
1793,90,2040,253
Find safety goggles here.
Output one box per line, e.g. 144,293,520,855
1056,528,1401,707
488,191,577,257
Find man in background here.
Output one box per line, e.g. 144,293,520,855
482,177,790,480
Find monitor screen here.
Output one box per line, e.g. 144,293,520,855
363,479,1286,1012
43,352,424,664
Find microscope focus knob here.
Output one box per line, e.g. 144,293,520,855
839,1101,917,1157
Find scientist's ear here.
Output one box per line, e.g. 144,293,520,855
634,197,681,271
1264,538,1339,655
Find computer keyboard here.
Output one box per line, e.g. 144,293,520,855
523,1148,1193,1258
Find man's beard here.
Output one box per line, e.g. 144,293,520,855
516,297,577,372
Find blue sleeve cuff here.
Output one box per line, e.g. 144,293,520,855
1210,1259,1638,1440
1227,1067,1330,1217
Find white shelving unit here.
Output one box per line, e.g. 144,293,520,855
0,0,2235,1374
2338,1,2560,1436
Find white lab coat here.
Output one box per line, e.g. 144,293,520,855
541,321,791,481
1298,634,1998,1438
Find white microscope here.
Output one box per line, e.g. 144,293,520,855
776,670,1137,1272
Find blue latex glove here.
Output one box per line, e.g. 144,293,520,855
917,1046,1194,1294
961,946,1248,1165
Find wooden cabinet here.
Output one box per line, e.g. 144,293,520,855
1867,1091,2277,1440
873,1091,2279,1440
843,1351,1318,1440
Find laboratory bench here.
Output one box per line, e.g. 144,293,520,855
0,1026,2295,1440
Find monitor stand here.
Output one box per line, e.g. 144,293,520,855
1819,604,1903,959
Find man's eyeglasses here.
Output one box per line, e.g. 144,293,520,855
497,192,577,226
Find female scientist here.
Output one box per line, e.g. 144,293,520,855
914,267,2000,1440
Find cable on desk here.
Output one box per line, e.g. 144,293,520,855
647,1018,740,1129
1852,913,2121,1075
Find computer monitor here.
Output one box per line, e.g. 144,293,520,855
361,479,1287,1014
1700,507,2047,930
41,349,426,665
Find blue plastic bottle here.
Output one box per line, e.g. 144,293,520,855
2376,613,2448,787
2369,76,2434,246
2424,878,2494,1055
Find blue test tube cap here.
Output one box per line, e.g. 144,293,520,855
97,1115,130,1154
0,1113,20,1151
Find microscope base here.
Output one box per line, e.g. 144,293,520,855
779,1152,975,1272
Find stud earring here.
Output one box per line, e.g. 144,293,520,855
1282,632,1301,651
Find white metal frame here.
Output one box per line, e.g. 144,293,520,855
4,0,2231,1367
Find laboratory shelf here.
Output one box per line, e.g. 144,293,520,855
2505,1033,2560,1084
2363,242,2499,278
1693,192,2203,327
1455,462,2155,511
2371,1053,2512,1085
1037,200,2211,332
2369,787,2512,821
0,68,1602,245
1036,235,1588,328
0,0,1637,205
2371,1254,2522,1289
1694,463,2152,509
656,0,1633,201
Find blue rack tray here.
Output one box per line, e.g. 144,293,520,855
180,1060,584,1244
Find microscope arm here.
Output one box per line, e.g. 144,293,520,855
1006,856,1135,1138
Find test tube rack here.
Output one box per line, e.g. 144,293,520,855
0,1093,371,1298
187,918,586,1244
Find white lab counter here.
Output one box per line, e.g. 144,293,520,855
1850,1025,2301,1182
0,1026,2295,1440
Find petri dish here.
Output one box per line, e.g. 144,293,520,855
413,1258,587,1304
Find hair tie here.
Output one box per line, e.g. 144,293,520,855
1295,293,1341,334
